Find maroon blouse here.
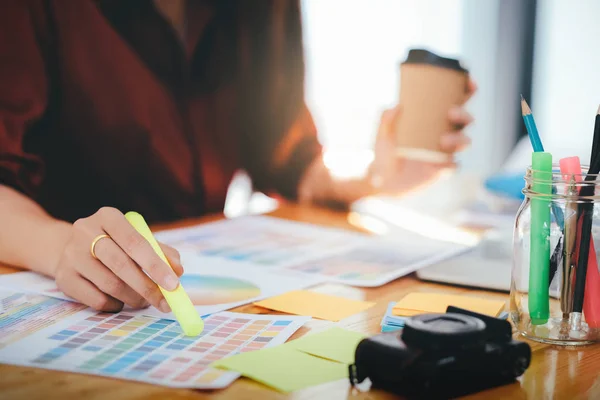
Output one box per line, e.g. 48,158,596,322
0,0,322,223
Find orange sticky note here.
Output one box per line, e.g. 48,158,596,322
393,293,505,317
254,290,375,322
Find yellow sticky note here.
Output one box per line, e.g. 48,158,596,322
393,292,505,317
213,346,347,392
388,308,423,317
125,212,204,337
254,290,375,322
286,327,366,364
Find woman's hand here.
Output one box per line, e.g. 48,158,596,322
368,79,477,194
297,79,476,207
53,207,183,313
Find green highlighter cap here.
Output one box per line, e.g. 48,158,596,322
529,152,552,325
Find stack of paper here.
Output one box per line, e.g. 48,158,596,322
380,302,406,332
392,292,506,317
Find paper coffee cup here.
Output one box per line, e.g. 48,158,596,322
394,49,469,163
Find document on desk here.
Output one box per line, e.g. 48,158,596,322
0,259,323,318
154,215,359,268
156,215,474,287
0,289,309,389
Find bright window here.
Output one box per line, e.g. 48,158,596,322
301,0,464,177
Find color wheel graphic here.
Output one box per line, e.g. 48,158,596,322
180,275,261,305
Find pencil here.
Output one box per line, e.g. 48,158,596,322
521,96,565,229
521,96,544,152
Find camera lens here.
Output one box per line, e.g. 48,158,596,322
401,313,486,350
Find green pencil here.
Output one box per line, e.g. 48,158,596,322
529,152,552,324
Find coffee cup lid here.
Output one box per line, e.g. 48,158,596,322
402,48,468,73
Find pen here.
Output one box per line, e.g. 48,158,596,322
571,185,593,331
529,152,552,325
571,107,600,330
125,212,204,336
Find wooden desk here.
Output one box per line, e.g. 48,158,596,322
1,204,599,400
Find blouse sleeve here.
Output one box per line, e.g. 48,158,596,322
236,0,323,200
0,0,49,197
265,104,323,200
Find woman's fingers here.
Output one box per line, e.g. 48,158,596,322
444,106,473,153
376,105,402,142
59,208,180,313
92,235,170,312
448,106,474,130
56,270,123,312
466,78,478,99
80,258,149,310
95,207,179,291
440,132,472,153
159,243,184,277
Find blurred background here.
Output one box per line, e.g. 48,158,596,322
226,0,600,226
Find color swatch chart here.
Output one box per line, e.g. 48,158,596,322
155,215,473,287
0,291,85,349
155,215,359,267
0,290,309,389
287,238,471,287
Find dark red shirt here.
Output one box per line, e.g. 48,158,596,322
0,0,321,223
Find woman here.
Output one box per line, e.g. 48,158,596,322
0,0,474,313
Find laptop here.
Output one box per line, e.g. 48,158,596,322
415,231,512,292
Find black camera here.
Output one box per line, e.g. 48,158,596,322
349,306,531,399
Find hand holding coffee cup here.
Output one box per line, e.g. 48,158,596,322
394,48,471,163
367,50,474,196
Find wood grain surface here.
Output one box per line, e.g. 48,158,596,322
0,204,598,400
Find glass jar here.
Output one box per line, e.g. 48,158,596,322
511,164,600,345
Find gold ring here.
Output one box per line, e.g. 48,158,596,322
90,234,110,260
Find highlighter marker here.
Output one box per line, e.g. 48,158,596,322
125,212,204,336
559,157,600,328
529,152,552,325
521,97,565,229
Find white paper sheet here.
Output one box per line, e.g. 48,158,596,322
0,259,323,317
